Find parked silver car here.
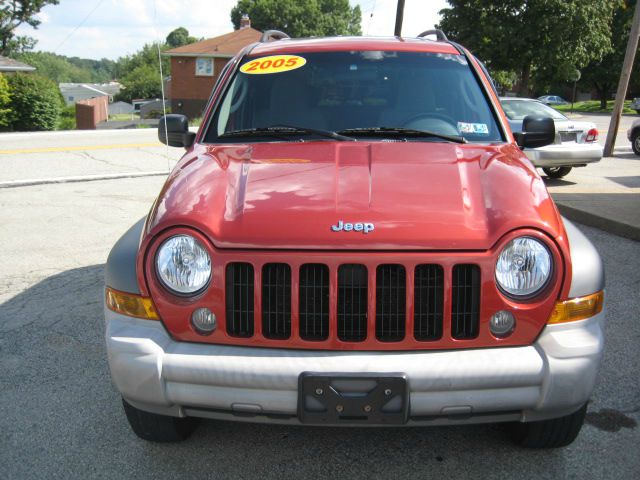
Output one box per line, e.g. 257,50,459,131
538,95,569,106
630,98,640,114
501,98,602,178
628,118,640,155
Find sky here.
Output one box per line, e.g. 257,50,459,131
14,0,448,60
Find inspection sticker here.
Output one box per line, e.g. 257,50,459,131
457,122,489,135
240,55,307,75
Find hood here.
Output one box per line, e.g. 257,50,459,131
145,141,562,250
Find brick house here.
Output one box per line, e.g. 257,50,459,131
164,18,261,119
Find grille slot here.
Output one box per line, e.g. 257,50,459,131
375,264,406,341
225,263,254,337
337,264,368,342
451,264,480,339
299,264,330,341
414,264,444,340
262,263,291,339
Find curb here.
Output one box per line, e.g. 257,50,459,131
0,171,169,189
555,202,640,242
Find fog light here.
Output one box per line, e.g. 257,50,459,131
490,310,515,338
191,308,216,335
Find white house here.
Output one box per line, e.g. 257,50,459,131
59,82,122,106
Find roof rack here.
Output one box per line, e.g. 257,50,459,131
417,29,448,42
260,30,290,43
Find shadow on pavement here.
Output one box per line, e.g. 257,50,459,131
543,177,576,187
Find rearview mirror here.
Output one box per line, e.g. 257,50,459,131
158,114,196,148
513,116,555,149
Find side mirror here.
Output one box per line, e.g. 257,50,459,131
513,115,555,149
158,114,196,148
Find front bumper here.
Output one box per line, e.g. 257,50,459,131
105,308,604,426
525,142,603,168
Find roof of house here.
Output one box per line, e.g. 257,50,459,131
59,82,121,96
0,55,36,72
164,27,262,58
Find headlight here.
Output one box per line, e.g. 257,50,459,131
156,234,211,295
495,236,552,298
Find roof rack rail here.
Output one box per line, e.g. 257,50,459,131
260,30,290,43
417,29,448,42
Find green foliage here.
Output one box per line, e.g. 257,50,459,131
15,51,92,82
230,0,362,37
115,43,170,102
580,0,639,108
166,27,198,48
66,56,117,83
0,73,11,128
438,0,617,95
553,100,635,115
0,0,60,55
57,104,76,130
7,72,62,130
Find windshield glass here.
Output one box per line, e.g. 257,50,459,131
501,99,567,121
205,51,503,143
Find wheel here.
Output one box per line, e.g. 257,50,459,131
543,166,572,178
632,131,640,156
510,403,587,448
122,398,198,442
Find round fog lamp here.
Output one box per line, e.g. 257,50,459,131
191,308,216,335
490,310,515,338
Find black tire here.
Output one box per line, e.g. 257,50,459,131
510,403,587,448
122,398,198,442
632,131,640,156
543,166,572,178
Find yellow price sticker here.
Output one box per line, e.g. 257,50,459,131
240,55,307,75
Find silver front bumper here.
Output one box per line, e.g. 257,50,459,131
105,308,604,425
525,142,603,167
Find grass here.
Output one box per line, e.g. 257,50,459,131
554,100,637,115
108,113,140,121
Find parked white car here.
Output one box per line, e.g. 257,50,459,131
628,118,640,155
501,98,603,178
630,97,640,114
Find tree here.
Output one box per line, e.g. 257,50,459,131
15,51,92,83
230,0,361,37
7,72,62,130
0,73,11,128
166,27,198,48
115,43,170,102
437,1,616,96
580,0,640,109
0,0,59,55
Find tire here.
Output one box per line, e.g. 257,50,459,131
632,131,640,156
122,398,198,442
510,403,587,448
543,166,572,178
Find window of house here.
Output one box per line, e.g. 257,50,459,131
195,57,214,76
68,96,74,101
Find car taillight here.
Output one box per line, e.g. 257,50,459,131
586,128,598,142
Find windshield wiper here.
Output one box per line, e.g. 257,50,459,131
220,125,355,141
338,127,467,144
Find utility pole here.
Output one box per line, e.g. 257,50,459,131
394,0,405,37
604,0,640,157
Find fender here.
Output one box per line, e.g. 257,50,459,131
562,217,605,297
105,217,146,294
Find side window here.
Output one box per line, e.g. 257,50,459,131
195,57,214,76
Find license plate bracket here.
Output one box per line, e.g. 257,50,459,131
298,372,408,425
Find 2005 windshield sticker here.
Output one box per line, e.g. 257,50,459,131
457,122,489,135
240,55,307,75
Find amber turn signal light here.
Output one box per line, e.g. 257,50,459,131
105,287,159,320
547,291,604,324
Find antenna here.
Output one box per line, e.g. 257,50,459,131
394,0,405,36
154,0,171,172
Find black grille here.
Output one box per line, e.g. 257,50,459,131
451,264,480,339
337,264,368,342
299,264,330,341
414,265,444,341
262,263,291,339
225,263,254,337
375,265,406,341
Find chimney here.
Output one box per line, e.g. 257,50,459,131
240,14,251,29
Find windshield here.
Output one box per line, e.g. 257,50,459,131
205,51,503,143
501,99,567,121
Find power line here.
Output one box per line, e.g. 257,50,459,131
52,0,106,53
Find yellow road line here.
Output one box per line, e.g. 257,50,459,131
0,142,162,155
